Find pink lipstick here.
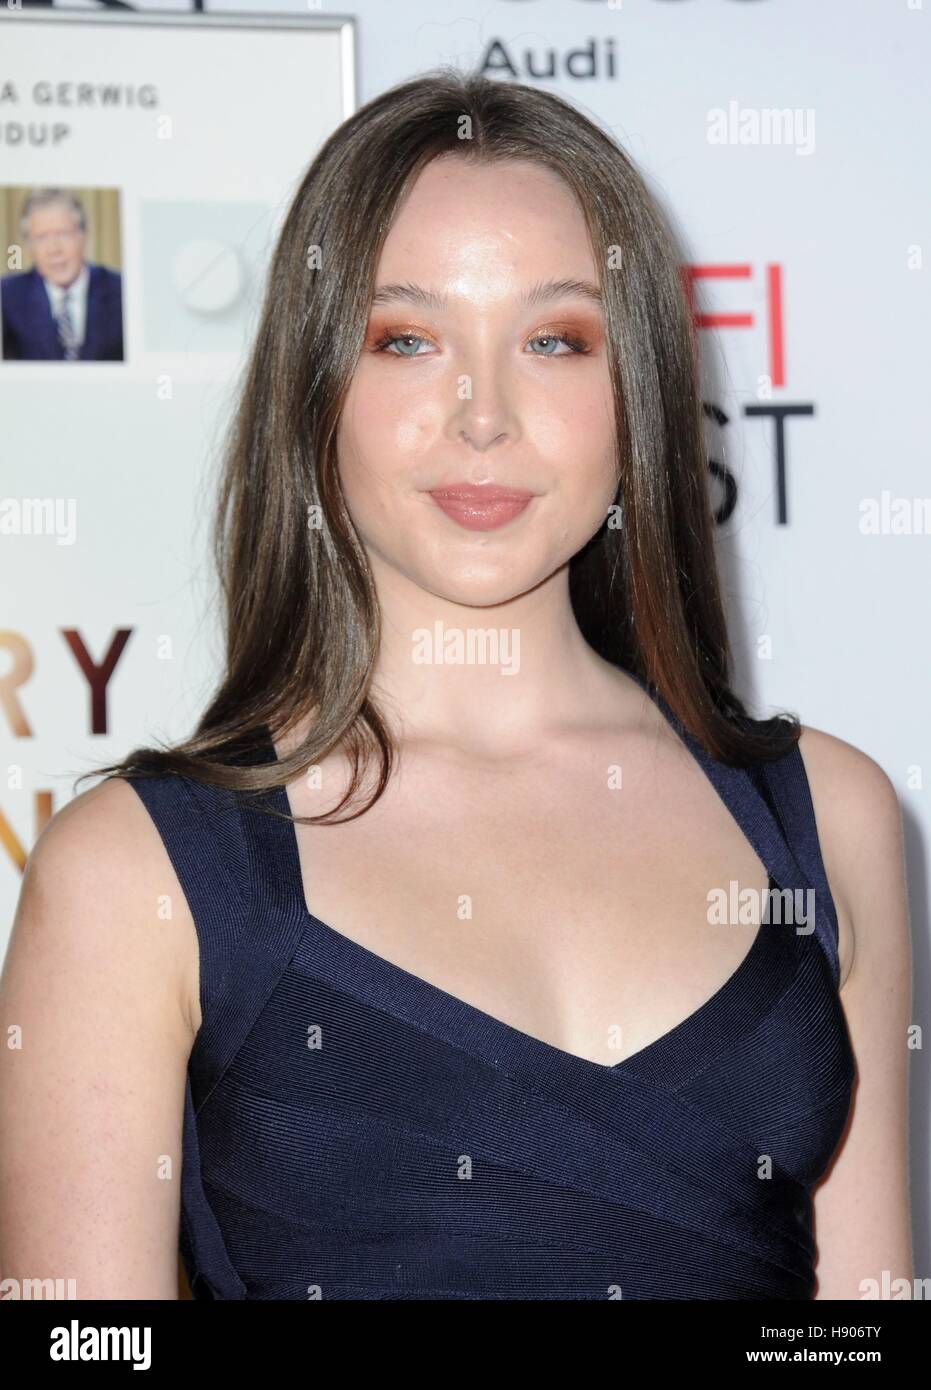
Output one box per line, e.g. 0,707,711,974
427,483,534,532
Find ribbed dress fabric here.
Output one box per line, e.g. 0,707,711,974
121,674,854,1300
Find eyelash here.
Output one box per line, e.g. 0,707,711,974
370,328,592,358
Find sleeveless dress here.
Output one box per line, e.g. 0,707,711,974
120,676,855,1300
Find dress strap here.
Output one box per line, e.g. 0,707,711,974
751,749,842,987
184,732,313,1114
624,670,841,985
624,670,808,889
118,770,251,1023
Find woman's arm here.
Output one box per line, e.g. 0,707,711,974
0,777,199,1300
798,726,914,1300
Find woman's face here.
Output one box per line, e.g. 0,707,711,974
335,155,618,607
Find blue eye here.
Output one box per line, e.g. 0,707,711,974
526,333,589,356
372,330,591,358
375,333,430,356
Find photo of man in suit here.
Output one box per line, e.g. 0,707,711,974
1,188,124,361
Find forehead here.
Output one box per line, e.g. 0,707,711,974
375,156,596,298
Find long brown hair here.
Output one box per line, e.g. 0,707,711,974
80,67,799,821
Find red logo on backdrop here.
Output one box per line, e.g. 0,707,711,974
684,262,814,526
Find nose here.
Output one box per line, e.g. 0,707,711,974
459,423,508,452
448,353,520,454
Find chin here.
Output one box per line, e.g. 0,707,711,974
418,564,546,609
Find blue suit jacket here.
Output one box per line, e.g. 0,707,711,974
1,263,124,361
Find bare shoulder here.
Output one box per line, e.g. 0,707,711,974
795,725,914,1295
16,775,199,1042
27,772,152,877
0,775,198,1297
795,724,908,991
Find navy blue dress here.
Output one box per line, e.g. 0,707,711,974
120,676,854,1300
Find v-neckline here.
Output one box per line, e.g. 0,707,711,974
247,671,807,1085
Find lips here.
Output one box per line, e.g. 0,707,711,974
427,483,535,532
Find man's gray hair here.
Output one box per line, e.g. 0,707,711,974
20,188,86,239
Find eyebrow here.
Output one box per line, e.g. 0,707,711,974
369,277,603,312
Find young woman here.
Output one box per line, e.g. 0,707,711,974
0,71,912,1301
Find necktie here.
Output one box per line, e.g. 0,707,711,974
56,289,80,361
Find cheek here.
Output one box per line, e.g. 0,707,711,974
340,366,439,469
534,374,616,477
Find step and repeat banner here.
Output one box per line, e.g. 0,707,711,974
0,3,355,846
1,0,928,1252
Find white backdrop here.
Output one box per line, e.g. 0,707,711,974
2,0,928,1270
